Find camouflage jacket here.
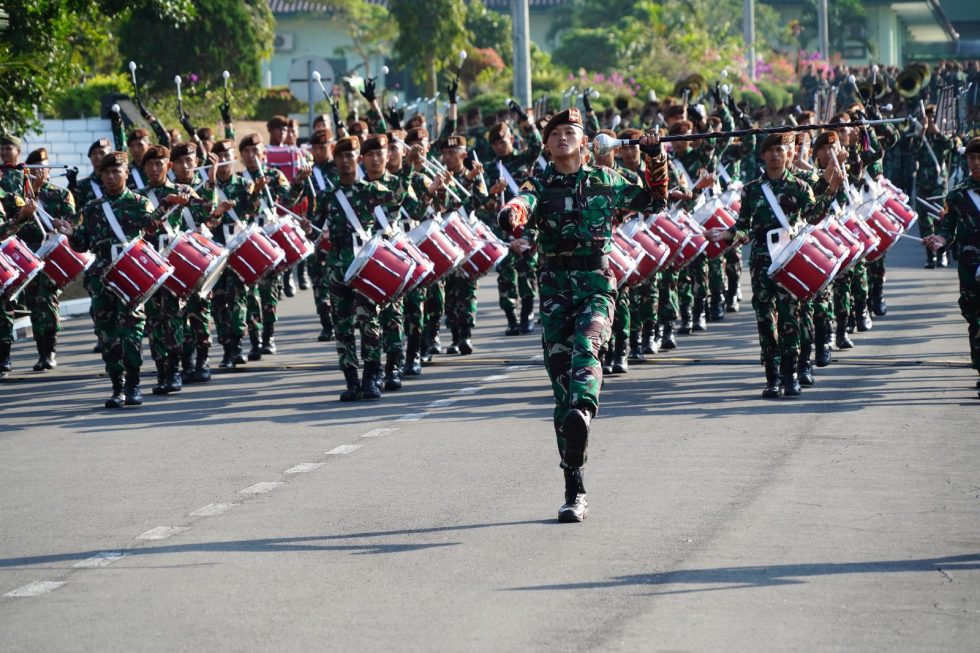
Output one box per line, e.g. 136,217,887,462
17,182,76,249
73,174,106,211
319,178,394,272
432,168,488,216
375,170,429,224
298,160,340,219
913,132,956,192
940,176,980,254
139,180,214,240
485,124,544,200
70,189,163,274
241,165,303,218
0,187,27,239
731,169,833,264
212,174,255,246
0,166,26,197
514,155,669,258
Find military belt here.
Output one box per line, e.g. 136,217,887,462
543,255,609,271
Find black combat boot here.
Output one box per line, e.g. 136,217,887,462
446,324,461,355
248,329,263,361
678,305,693,335
612,335,629,374
164,356,183,393
601,347,613,375
219,344,235,369
870,278,887,316
924,247,936,269
503,307,520,336
191,347,211,383
231,337,247,365
692,298,707,332
628,330,644,362
856,307,872,332
297,260,310,290
383,353,403,391
643,321,658,355
0,341,11,379
762,362,783,399
660,321,677,350
781,359,802,397
33,335,57,371
180,349,195,384
282,269,295,297
123,367,143,406
814,319,832,367
404,335,422,376
457,324,473,356
797,344,815,386
317,305,334,342
558,467,588,523
561,406,592,469
260,324,276,355
360,361,382,400
152,360,168,395
104,373,125,408
339,366,361,402
710,292,726,321
725,277,740,312
835,319,854,349
519,296,536,334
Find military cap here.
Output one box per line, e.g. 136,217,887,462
542,108,584,142
141,145,170,166
309,129,333,146
667,120,693,136
964,137,980,157
333,136,360,156
759,132,793,154
266,115,289,130
126,128,150,144
618,128,644,140
98,151,128,173
170,141,197,161
196,127,214,142
348,120,369,136
0,132,21,148
440,134,467,151
25,148,48,165
405,114,427,130
488,123,511,143
405,127,429,145
811,131,839,153
664,105,687,120
212,139,235,156
361,134,388,153
387,129,407,144
238,133,263,151
88,138,112,157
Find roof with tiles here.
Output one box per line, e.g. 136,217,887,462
269,0,568,13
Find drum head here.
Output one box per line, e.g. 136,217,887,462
344,237,379,284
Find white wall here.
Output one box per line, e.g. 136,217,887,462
20,117,116,184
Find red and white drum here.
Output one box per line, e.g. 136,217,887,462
822,218,865,273
344,236,416,304
35,234,94,290
391,232,435,295
719,187,742,214
408,218,465,281
0,251,22,297
879,178,909,204
646,212,692,269
315,227,332,254
862,206,905,263
623,222,671,281
767,232,843,300
226,224,286,285
670,210,709,269
804,224,849,265
461,221,509,281
608,239,638,288
440,213,481,264
840,212,881,262
163,231,229,299
613,230,646,286
1,236,45,300
694,198,737,259
880,196,917,231
103,238,174,307
265,145,304,183
266,216,314,272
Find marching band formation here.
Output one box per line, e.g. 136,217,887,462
2,59,979,522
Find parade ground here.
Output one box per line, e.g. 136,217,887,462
1,237,978,651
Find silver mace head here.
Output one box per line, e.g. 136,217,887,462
174,75,182,98
592,132,625,156
222,70,230,86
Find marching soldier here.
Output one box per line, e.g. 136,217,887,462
912,105,956,269
497,108,668,522
0,183,37,381
302,128,339,342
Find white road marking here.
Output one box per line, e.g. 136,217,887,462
190,503,235,517
454,387,481,396
136,526,189,541
506,365,531,372
325,444,362,455
396,413,425,422
531,354,544,362
285,462,325,474
482,374,510,382
73,552,126,569
426,398,457,409
361,428,398,438
4,581,65,597
239,482,284,495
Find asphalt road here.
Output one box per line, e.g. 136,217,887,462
1,237,978,652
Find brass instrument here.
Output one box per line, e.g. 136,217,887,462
896,63,931,99
673,74,706,100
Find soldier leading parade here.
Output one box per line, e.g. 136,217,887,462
2,53,980,523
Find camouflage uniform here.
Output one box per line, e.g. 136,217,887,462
303,159,339,340
441,171,489,346
0,190,26,354
912,131,956,257
211,173,256,356
508,156,668,464
939,176,980,376
673,146,714,329
395,164,433,370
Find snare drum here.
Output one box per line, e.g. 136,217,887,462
266,216,315,273
344,236,416,304
35,234,94,290
408,218,465,281
226,224,286,285
0,236,45,300
315,227,332,254
881,196,917,231
102,238,175,307
669,210,709,269
391,232,435,295
0,250,21,296
861,206,904,262
613,230,646,285
767,232,843,300
608,239,638,288
460,221,509,281
646,212,692,269
840,212,881,262
694,199,737,259
440,213,481,264
163,231,229,299
822,218,865,273
624,222,671,281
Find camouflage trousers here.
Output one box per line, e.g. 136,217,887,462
607,284,630,349
833,263,869,321
657,268,679,323
629,275,658,337
24,274,61,341
403,285,426,343
725,247,743,291
424,279,445,334
247,274,281,333
678,255,708,310
445,272,478,329
380,296,405,356
750,262,800,367
309,253,332,329
708,256,725,296
800,289,832,352
183,293,212,353
89,275,145,376
917,201,942,238
866,256,886,296
146,290,185,362
212,270,247,346
956,252,980,371
0,298,14,344
540,268,616,463
329,268,381,368
496,249,538,311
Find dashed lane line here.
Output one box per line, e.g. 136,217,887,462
325,444,362,455
136,526,189,541
361,428,398,438
239,482,285,496
72,552,127,569
189,503,236,517
4,581,65,598
284,462,326,474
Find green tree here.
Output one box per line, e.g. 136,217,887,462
465,0,512,63
389,0,470,97
328,0,397,78
799,0,872,58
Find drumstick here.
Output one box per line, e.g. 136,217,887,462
274,202,322,234
888,231,924,243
